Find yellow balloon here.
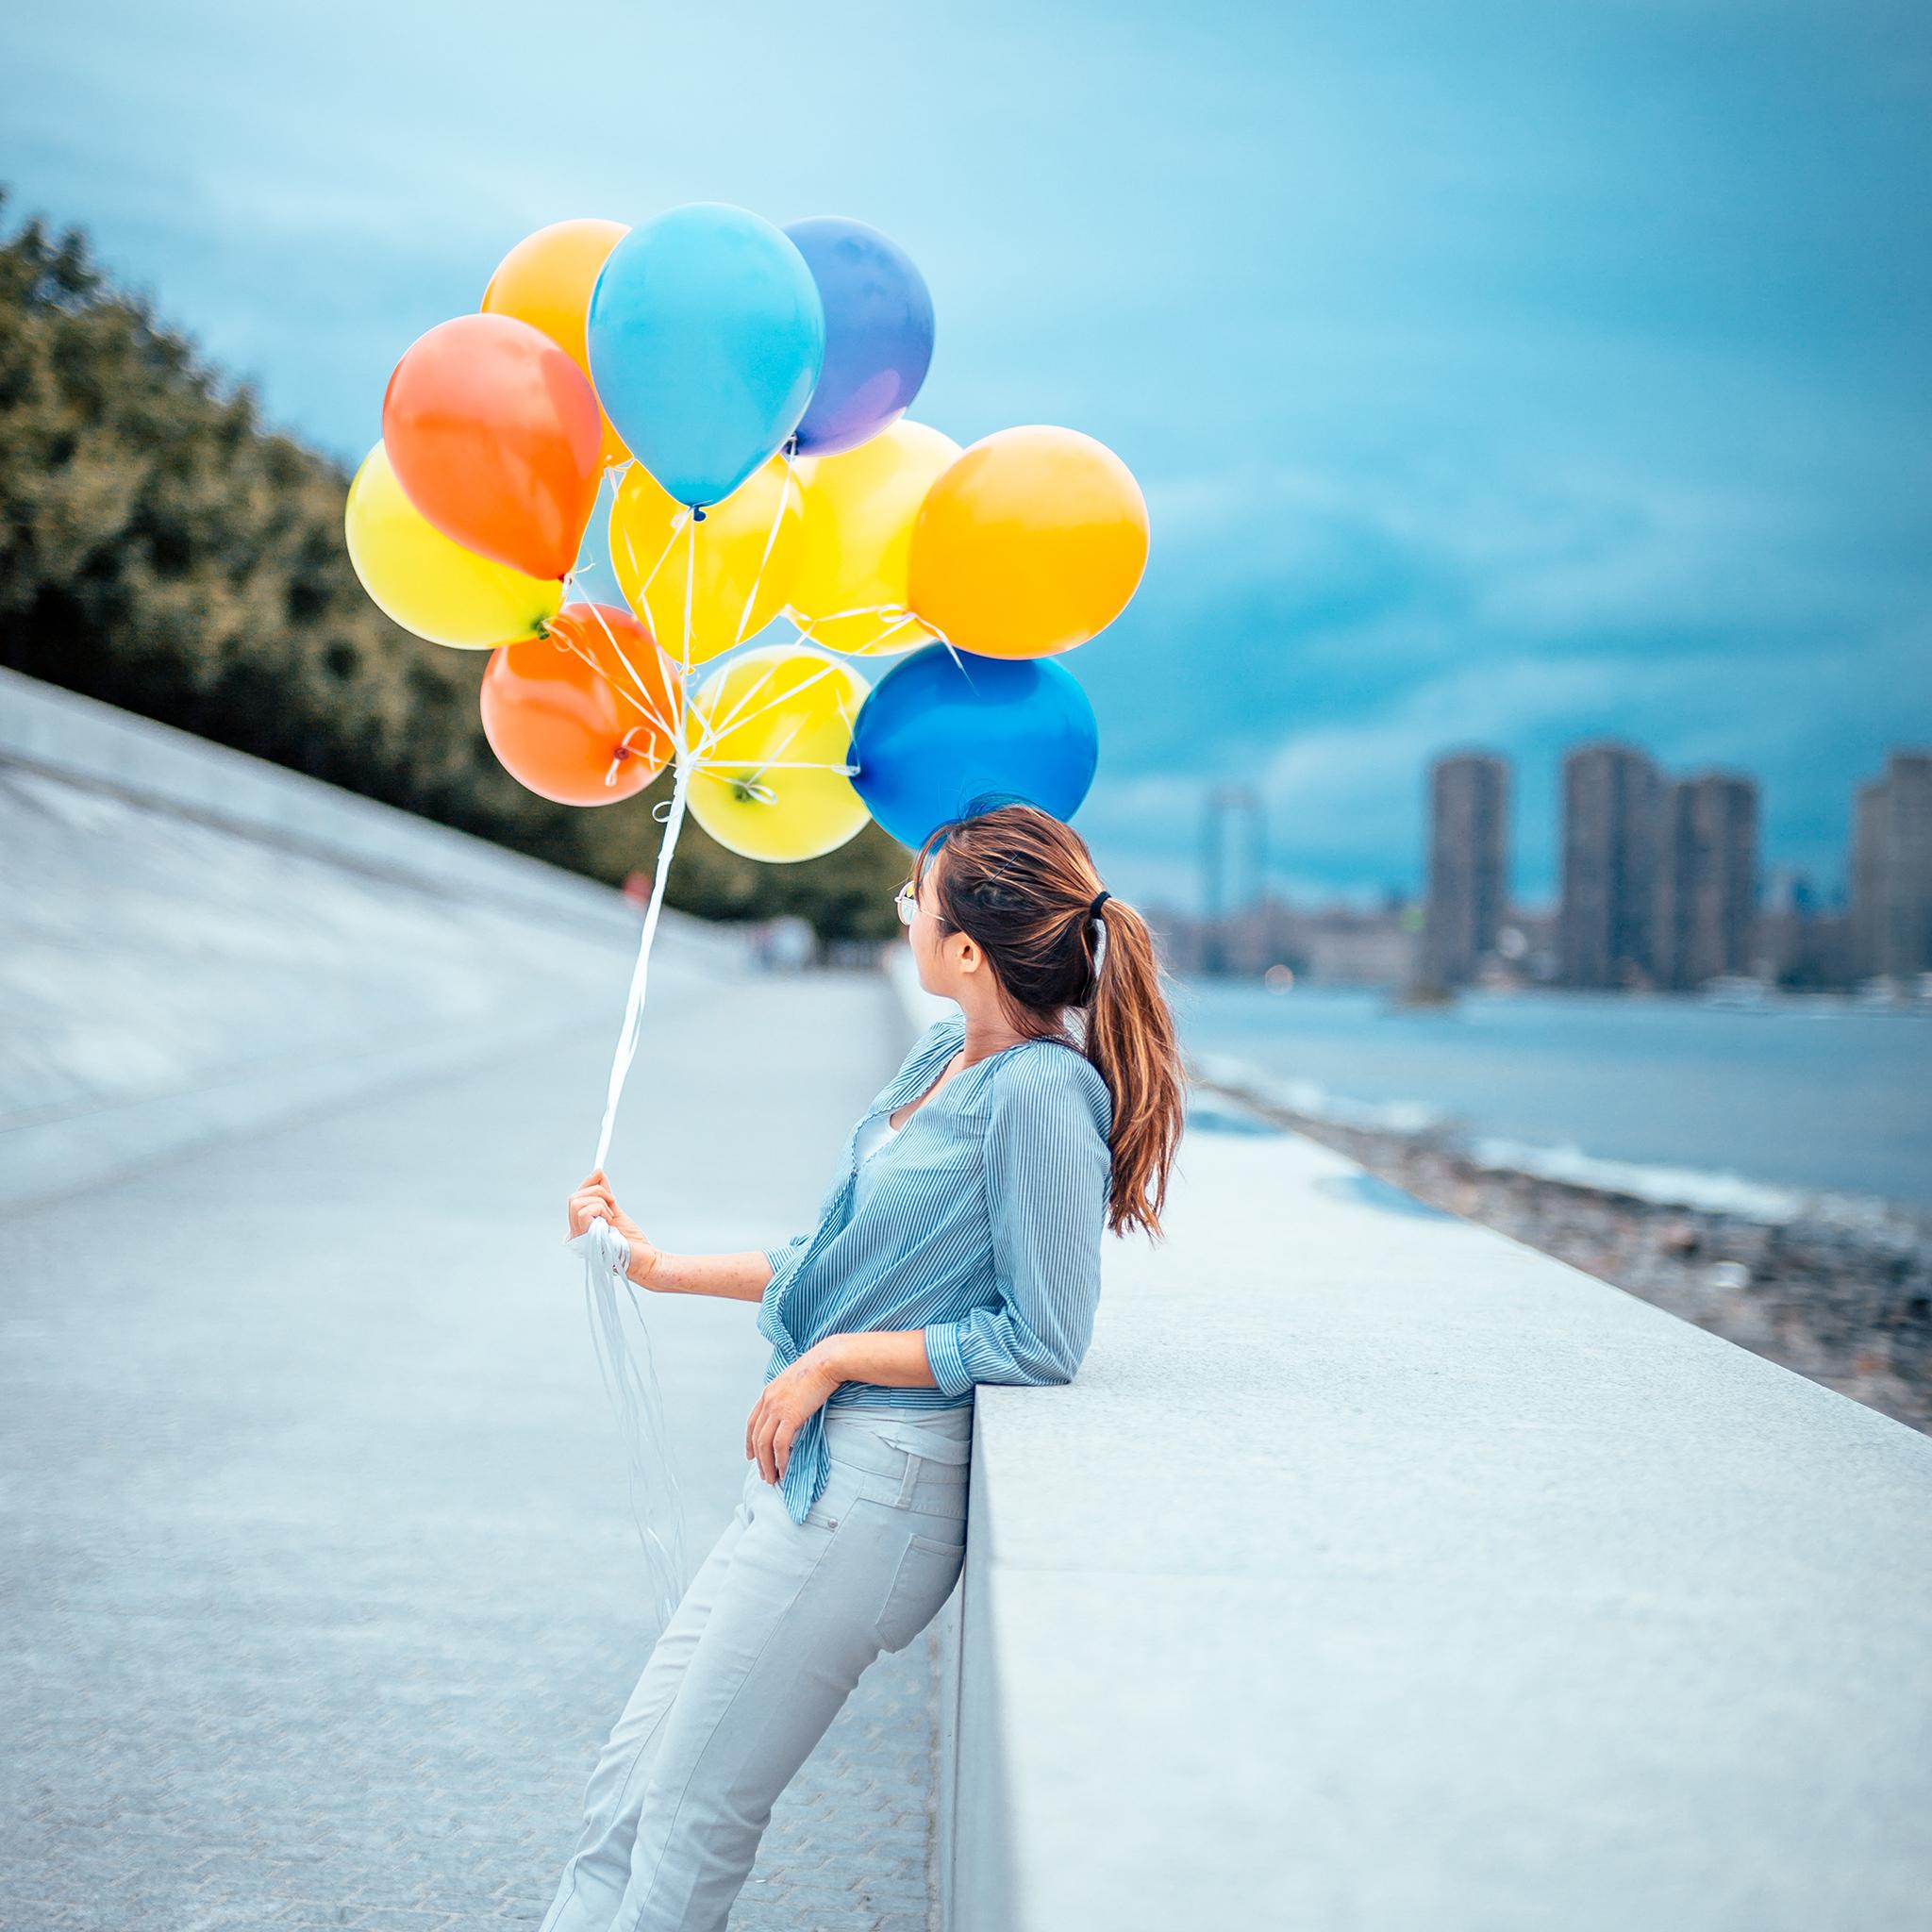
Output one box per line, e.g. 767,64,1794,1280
908,425,1150,658
684,644,871,862
344,442,562,649
610,457,805,667
789,422,962,657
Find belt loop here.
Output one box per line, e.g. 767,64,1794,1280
892,1448,920,1507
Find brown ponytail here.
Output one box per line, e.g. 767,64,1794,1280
910,799,1186,1240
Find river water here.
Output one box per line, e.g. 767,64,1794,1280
1175,979,1932,1213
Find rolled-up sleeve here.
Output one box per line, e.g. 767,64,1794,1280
761,1231,813,1281
922,1052,1111,1396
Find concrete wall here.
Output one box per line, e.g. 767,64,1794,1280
882,946,1932,1931
0,671,739,1208
0,665,729,941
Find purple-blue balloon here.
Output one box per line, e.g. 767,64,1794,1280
785,217,935,458
848,645,1098,850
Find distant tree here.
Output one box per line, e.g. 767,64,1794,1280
0,191,907,941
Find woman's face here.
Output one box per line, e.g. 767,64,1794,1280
908,854,970,997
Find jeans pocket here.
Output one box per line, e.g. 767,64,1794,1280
802,1461,854,1532
872,1530,967,1654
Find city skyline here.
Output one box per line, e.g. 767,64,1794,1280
1158,736,1927,992
1159,735,1913,919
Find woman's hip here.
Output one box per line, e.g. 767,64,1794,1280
727,1420,970,1658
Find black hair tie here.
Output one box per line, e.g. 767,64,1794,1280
1088,889,1111,921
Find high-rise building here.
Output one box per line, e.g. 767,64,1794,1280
1558,742,1661,988
1653,772,1759,988
1849,751,1932,979
1423,751,1509,985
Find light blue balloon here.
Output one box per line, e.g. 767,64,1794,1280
588,204,824,509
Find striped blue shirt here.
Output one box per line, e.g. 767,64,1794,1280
756,1008,1113,1525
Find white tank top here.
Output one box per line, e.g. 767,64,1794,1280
853,1110,900,1164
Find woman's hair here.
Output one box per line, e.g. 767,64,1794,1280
910,797,1186,1241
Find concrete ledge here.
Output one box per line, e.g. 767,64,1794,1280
881,948,1932,1929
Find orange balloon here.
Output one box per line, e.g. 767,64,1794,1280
479,603,679,807
482,219,631,469
908,425,1150,658
382,312,603,582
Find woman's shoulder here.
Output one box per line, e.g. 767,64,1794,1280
988,1031,1112,1134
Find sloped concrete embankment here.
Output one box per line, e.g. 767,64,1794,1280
0,667,738,1208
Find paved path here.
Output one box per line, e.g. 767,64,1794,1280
1,964,944,1931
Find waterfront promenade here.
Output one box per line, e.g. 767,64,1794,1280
8,673,1931,1930
0,677,946,1930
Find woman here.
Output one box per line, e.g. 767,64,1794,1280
542,800,1184,1932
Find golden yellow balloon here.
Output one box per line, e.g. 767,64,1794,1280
481,218,632,468
789,421,962,657
611,457,806,667
684,644,871,862
908,425,1150,658
344,442,563,649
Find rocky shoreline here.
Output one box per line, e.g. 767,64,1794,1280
1194,1074,1932,1435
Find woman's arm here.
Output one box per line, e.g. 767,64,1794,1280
919,1057,1110,1395
745,1329,942,1482
635,1249,774,1303
566,1171,774,1303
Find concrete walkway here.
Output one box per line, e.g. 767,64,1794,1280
0,967,949,1931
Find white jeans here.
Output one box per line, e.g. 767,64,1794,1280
537,1402,974,1932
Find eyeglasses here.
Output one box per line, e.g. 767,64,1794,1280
894,880,919,926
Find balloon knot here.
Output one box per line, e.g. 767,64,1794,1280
691,505,708,524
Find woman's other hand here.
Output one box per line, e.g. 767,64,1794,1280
745,1344,842,1484
565,1169,663,1289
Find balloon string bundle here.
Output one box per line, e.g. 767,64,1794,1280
566,748,695,1628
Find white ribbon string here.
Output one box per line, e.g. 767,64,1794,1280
592,752,693,1173
680,516,698,675
575,750,695,1606
567,1214,689,1631
791,601,924,657
690,652,853,762
730,451,801,650
550,629,682,748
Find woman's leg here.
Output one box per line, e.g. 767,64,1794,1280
607,1437,968,1932
537,1477,757,1932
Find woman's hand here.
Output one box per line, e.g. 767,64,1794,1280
565,1169,663,1290
745,1344,843,1485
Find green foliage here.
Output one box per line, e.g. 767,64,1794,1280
0,192,908,941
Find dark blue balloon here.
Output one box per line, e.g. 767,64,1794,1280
785,217,935,458
848,645,1098,850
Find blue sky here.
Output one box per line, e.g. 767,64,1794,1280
5,0,1928,909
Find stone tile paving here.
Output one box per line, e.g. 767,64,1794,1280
1,966,941,1930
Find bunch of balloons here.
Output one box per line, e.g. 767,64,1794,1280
345,202,1149,882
